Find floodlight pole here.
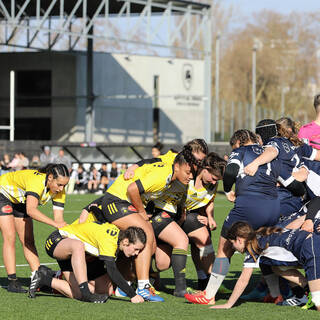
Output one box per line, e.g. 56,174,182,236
85,26,95,142
252,40,257,131
214,32,220,140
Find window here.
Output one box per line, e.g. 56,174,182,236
17,70,51,107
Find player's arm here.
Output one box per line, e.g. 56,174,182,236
102,256,144,303
26,195,65,228
210,267,253,309
244,146,278,176
205,201,216,230
124,158,162,180
223,163,239,202
127,181,148,220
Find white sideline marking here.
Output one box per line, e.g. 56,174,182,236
0,262,58,268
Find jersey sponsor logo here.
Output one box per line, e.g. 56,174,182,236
128,205,137,212
1,205,13,214
161,211,170,218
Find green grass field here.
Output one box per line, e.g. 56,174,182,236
0,194,319,319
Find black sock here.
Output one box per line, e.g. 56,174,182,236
291,285,305,298
79,282,91,297
8,274,17,281
171,249,187,292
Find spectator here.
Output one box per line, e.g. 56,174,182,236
54,148,71,170
98,163,109,193
120,163,128,175
29,155,41,169
298,94,320,149
151,142,163,158
109,161,118,184
18,152,29,169
66,167,77,195
40,146,55,166
0,153,11,175
8,153,23,171
74,165,89,194
87,166,101,193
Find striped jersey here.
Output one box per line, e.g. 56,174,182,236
185,179,217,211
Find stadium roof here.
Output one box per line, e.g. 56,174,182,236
0,0,210,18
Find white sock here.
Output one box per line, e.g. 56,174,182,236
30,270,37,279
264,274,280,297
205,273,226,299
138,280,150,289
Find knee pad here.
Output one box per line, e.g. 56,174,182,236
199,244,215,258
311,291,320,307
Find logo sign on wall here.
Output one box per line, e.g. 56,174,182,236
182,63,193,90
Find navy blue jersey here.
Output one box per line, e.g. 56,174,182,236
266,137,316,187
243,228,309,268
228,144,280,198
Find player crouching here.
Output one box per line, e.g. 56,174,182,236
29,223,146,303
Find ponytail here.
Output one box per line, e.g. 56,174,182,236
227,221,283,262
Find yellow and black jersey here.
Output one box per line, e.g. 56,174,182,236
0,169,65,210
185,180,218,211
159,150,178,165
59,221,120,258
107,162,186,214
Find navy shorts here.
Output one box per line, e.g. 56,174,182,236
221,195,280,238
278,188,303,217
301,234,320,281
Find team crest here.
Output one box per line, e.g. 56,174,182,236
182,63,193,90
252,145,262,155
282,142,290,153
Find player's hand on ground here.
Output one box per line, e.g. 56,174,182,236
131,294,144,303
210,303,231,309
244,162,258,176
300,219,314,233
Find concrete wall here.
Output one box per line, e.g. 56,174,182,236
0,51,205,144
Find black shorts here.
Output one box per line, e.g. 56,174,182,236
181,211,209,235
150,209,175,237
0,193,29,218
101,193,138,223
45,230,106,281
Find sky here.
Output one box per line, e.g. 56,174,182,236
222,0,320,15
